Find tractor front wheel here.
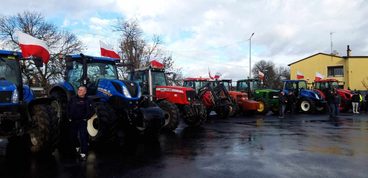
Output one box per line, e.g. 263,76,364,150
158,100,180,131
256,99,269,115
87,102,117,144
182,101,207,127
300,99,315,113
215,99,231,119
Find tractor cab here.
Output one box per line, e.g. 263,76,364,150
129,60,167,96
183,78,210,94
65,55,119,95
313,79,352,112
236,79,262,97
129,60,195,105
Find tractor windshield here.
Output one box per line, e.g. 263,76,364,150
152,71,167,88
299,81,307,90
249,80,261,90
0,58,20,86
330,81,339,89
221,81,231,91
66,61,117,89
237,81,249,92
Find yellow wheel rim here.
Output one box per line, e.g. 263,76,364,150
257,102,265,112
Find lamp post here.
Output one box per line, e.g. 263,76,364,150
249,32,255,79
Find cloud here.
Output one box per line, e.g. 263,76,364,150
1,0,368,80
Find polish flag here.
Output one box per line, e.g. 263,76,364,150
315,72,324,81
208,67,214,79
296,71,304,79
258,71,265,80
15,31,50,64
214,72,221,79
100,40,120,59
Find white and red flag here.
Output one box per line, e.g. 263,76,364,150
258,71,265,80
214,72,221,79
315,72,324,81
15,31,50,64
100,40,120,59
296,71,304,79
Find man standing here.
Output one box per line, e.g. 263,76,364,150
287,91,296,114
352,90,360,114
326,88,335,118
68,86,94,160
279,91,288,118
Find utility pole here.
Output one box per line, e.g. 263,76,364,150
249,32,255,79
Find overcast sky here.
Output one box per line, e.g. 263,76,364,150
2,0,367,80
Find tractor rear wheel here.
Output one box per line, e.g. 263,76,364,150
158,100,180,131
87,102,117,144
28,104,59,154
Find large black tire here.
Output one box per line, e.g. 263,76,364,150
28,104,59,154
299,99,315,113
256,99,269,115
182,101,207,127
215,99,231,119
87,102,118,144
158,100,180,131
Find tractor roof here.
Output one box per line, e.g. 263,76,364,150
0,50,22,58
283,79,307,83
314,78,338,82
68,54,118,63
183,77,210,81
237,78,259,82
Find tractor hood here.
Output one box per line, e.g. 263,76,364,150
300,89,322,101
156,86,194,93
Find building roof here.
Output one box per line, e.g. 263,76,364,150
288,53,342,66
288,52,368,66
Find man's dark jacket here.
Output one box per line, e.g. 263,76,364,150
68,96,94,121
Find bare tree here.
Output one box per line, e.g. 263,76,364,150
0,11,84,89
114,19,182,84
252,60,289,89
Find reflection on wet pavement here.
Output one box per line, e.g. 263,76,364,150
1,114,368,178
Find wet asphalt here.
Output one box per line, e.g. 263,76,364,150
1,112,368,178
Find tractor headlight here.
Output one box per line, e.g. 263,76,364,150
12,89,19,103
314,93,320,100
122,85,132,98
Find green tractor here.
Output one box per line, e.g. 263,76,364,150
236,79,279,114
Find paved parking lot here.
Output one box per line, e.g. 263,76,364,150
1,113,368,178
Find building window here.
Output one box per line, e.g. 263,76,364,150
327,66,344,77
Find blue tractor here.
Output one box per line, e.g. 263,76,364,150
48,54,164,144
0,50,59,154
282,80,326,113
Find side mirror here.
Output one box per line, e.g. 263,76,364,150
33,58,43,68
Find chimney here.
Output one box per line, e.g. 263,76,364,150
347,45,351,57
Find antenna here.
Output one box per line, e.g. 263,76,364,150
330,32,334,55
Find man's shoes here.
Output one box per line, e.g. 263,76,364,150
75,147,80,153
80,153,87,161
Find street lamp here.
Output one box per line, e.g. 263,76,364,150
249,32,255,79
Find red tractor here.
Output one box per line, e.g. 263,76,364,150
220,79,260,115
129,61,207,131
313,79,352,112
183,78,233,119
